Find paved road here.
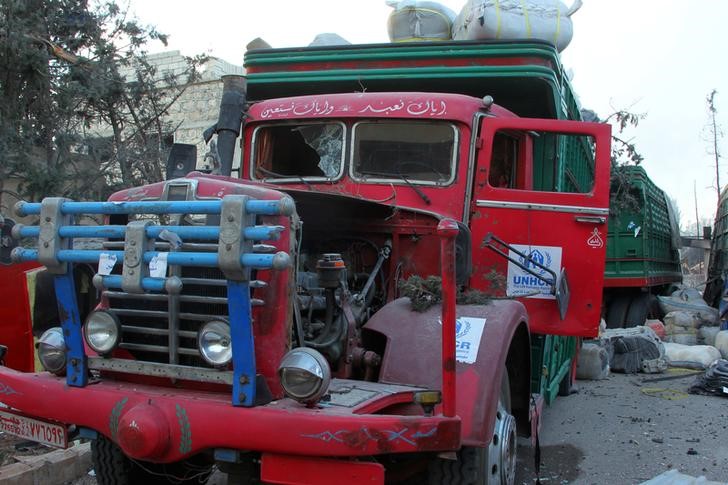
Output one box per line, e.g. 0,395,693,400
515,371,728,484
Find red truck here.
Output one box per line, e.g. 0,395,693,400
0,40,610,484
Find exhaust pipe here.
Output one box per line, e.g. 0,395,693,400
206,75,247,177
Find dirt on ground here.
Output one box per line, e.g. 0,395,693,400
0,433,55,466
515,370,728,484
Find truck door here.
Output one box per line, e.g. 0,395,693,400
468,117,611,337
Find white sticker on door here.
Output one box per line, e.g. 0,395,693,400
506,244,562,299
440,316,487,364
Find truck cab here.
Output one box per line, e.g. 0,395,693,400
1,40,611,485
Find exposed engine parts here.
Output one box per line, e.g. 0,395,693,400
294,240,389,379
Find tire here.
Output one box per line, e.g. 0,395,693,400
606,295,631,329
558,341,579,397
624,293,650,327
428,368,516,485
92,436,212,485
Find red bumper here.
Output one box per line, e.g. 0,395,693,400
0,368,460,464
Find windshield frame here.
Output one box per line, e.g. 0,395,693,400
348,120,459,187
249,120,347,183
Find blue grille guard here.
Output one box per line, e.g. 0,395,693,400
12,196,294,407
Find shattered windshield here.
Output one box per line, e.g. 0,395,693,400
252,122,344,180
351,121,457,185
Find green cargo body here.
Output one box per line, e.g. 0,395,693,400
605,166,682,289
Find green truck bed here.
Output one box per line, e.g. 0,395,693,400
605,165,682,288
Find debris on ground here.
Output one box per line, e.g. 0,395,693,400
602,326,666,374
576,342,610,380
688,359,728,398
639,468,727,485
664,343,722,369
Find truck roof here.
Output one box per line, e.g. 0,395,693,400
244,40,581,121
248,91,516,124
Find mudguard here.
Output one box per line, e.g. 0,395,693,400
364,297,530,447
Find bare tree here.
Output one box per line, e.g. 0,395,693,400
706,89,723,202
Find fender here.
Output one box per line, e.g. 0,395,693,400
363,297,530,447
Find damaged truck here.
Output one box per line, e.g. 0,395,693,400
0,40,611,484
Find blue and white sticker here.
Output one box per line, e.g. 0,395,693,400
440,317,487,364
506,244,562,299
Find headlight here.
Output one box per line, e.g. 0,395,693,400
84,311,121,355
198,320,232,367
278,348,331,405
37,327,66,375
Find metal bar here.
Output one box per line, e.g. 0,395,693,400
18,224,283,242
105,292,169,301
180,278,227,287
475,199,610,216
87,357,233,385
178,295,228,305
96,275,170,293
119,343,169,353
110,309,169,318
53,273,87,387
121,325,197,339
16,198,293,217
169,248,181,365
437,220,458,418
481,233,557,288
227,280,256,407
14,248,290,270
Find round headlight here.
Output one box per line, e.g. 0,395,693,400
84,311,121,355
37,327,66,375
278,348,331,405
198,320,232,367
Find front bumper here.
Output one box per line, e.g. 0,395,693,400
0,368,460,464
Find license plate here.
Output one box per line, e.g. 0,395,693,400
0,409,67,448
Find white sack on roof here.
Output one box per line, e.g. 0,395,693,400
386,0,457,42
452,0,583,52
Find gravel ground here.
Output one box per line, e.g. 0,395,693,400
515,370,728,484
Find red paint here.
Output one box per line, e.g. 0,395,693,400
261,453,384,485
116,403,170,459
0,262,40,372
437,219,459,418
470,117,612,338
364,298,527,447
603,276,678,288
245,55,552,75
0,369,460,461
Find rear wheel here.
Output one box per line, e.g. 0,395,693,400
606,295,631,328
428,368,516,485
624,293,650,327
92,436,212,485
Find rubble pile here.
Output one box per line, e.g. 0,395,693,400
577,285,728,398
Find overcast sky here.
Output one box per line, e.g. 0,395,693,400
126,0,728,230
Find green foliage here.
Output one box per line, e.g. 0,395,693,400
398,275,492,312
0,0,206,204
583,107,646,215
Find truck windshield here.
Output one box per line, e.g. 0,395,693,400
351,121,457,185
252,122,345,181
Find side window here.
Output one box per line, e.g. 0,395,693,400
488,133,520,188
488,128,595,194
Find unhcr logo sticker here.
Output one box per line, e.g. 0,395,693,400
506,244,562,299
440,317,487,364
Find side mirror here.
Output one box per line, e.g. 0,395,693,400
165,143,197,180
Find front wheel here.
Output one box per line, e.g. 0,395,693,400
91,435,212,485
428,368,516,485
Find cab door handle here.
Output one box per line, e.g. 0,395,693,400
575,216,606,224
